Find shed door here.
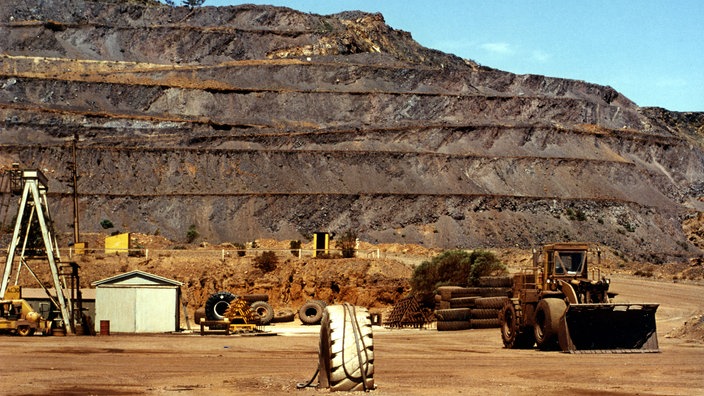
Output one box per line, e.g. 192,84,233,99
135,288,176,332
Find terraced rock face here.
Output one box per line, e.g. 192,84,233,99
0,0,702,262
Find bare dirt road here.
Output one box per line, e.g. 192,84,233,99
0,276,702,396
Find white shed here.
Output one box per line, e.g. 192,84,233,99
92,270,182,333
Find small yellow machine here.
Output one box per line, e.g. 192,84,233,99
0,287,51,336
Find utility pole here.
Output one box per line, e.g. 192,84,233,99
70,132,80,244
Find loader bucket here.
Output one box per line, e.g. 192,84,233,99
558,303,659,353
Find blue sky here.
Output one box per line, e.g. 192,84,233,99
196,1,703,112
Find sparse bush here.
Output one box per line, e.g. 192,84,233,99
100,219,114,229
233,242,246,257
335,230,357,258
254,251,278,273
290,240,302,257
186,224,199,243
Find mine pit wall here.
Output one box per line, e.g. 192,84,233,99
0,0,702,264
0,141,696,263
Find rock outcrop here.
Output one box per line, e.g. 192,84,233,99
0,0,702,262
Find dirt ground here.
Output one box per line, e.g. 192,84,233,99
0,275,702,395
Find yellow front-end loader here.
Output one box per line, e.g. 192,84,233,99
500,243,659,353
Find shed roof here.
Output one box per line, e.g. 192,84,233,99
91,270,183,287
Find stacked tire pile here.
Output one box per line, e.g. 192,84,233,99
434,276,512,331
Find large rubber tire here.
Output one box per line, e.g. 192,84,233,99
449,296,479,308
479,287,512,298
194,307,206,324
500,301,535,349
204,291,238,320
470,318,501,328
272,309,296,323
534,298,567,350
319,305,374,391
478,276,513,288
435,308,471,322
470,308,500,320
250,301,274,325
436,320,471,331
299,301,324,325
475,296,509,309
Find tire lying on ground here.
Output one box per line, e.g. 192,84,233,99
299,300,325,325
470,308,500,320
475,296,509,310
250,301,274,325
194,307,206,324
470,318,502,329
204,291,238,320
272,309,296,323
318,304,374,391
437,320,471,331
435,308,471,322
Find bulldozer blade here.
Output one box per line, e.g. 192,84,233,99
558,303,659,353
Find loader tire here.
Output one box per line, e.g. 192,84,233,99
437,320,471,331
204,291,238,320
250,301,274,325
500,301,535,349
475,296,509,309
299,300,324,325
534,298,567,350
319,304,374,391
434,308,471,322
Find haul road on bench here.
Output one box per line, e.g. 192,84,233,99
500,242,659,353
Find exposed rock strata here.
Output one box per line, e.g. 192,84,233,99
0,0,702,263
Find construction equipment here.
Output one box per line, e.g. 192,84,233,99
500,242,659,353
199,297,263,335
0,168,76,334
0,286,51,336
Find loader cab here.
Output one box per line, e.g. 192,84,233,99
554,250,585,276
543,243,589,279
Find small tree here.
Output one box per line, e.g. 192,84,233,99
335,230,357,258
233,242,246,257
254,251,278,273
186,224,199,243
100,219,114,229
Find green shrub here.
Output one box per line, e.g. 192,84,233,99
186,224,199,243
254,251,278,273
410,249,506,295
